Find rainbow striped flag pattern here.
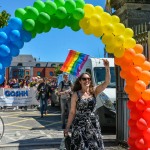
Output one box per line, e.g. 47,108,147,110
60,50,89,76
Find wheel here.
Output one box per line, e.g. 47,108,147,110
0,116,4,140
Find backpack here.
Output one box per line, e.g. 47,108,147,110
61,80,72,91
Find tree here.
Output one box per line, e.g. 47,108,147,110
54,65,63,76
0,10,11,28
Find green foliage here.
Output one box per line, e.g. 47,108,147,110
0,10,11,28
54,65,63,76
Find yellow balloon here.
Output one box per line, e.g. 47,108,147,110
90,14,101,27
114,35,125,46
93,25,103,37
83,25,93,35
94,6,103,15
79,17,90,29
111,15,120,24
103,23,114,35
105,44,115,53
102,34,114,45
101,12,111,25
113,23,125,35
123,38,136,48
84,4,95,18
114,46,125,58
124,28,134,38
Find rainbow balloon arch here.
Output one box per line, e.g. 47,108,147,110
0,0,150,149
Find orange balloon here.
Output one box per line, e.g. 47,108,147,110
132,53,146,66
134,80,146,93
123,48,136,60
141,61,150,71
139,71,150,85
124,84,133,94
142,89,150,101
130,66,142,77
133,44,143,54
128,89,142,102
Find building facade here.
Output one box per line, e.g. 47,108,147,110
5,55,63,80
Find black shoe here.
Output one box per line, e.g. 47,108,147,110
62,124,66,129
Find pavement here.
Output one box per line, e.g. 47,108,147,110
0,106,128,150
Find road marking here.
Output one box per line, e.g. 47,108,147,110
44,121,61,127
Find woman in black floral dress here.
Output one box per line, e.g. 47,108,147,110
64,59,110,150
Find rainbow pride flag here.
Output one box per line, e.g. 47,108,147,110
60,50,89,76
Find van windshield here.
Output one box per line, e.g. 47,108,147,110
94,67,116,88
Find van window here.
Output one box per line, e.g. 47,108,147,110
86,68,91,75
94,67,116,88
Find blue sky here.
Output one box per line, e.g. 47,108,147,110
0,0,106,62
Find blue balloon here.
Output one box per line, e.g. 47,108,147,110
0,74,4,84
0,63,5,75
9,43,20,57
8,17,22,30
0,32,8,44
20,29,32,42
9,30,21,42
0,44,10,57
12,39,24,49
0,54,12,68
3,26,11,35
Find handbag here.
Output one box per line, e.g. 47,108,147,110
64,135,71,150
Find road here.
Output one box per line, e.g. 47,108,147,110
0,106,127,150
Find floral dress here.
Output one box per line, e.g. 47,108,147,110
70,91,105,150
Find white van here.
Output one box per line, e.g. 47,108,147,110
80,58,116,128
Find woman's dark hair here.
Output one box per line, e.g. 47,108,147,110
72,72,94,94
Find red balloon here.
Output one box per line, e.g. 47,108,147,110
129,126,142,139
128,137,135,147
144,128,150,141
130,110,141,120
127,100,136,110
135,138,146,149
136,118,148,130
128,118,136,127
136,99,146,111
143,108,150,121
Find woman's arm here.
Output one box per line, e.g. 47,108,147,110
64,92,77,136
95,59,111,97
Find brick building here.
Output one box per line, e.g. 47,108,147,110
5,55,63,80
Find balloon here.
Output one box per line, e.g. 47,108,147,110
101,12,111,25
0,32,7,44
12,39,24,49
139,71,150,85
79,17,90,29
0,74,4,84
93,25,103,37
124,84,133,93
102,34,114,45
50,15,61,28
135,138,146,149
95,6,103,15
38,12,50,24
103,23,114,35
54,0,65,7
90,14,101,27
114,46,125,58
143,128,150,141
0,54,12,68
127,100,136,110
33,0,45,12
34,21,45,33
124,38,136,49
114,35,125,46
128,118,136,127
83,4,95,18
123,48,136,60
134,80,146,93
141,61,150,71
105,44,115,54
129,126,142,139
128,89,142,102
70,19,80,31
8,17,22,30
23,19,35,31
113,23,125,35
73,8,84,20
9,30,21,42
143,108,150,121
0,44,10,57
65,0,76,13
111,15,120,24
130,66,142,77
128,137,135,147
132,53,145,66
124,28,134,38
15,8,26,20
58,19,66,29
130,109,141,120
75,0,85,8
20,29,32,42
136,118,147,130
44,0,57,15
55,7,67,19
9,43,20,57
136,98,146,111
25,7,39,20
133,44,143,54
43,22,51,32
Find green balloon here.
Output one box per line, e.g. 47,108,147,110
33,0,45,13
23,19,35,31
54,0,65,7
43,21,52,32
38,12,50,24
75,0,85,8
25,6,32,11
71,20,80,31
73,8,84,20
58,19,66,29
55,7,67,19
31,30,37,38
34,21,45,33
66,16,75,27
44,0,57,15
50,15,61,28
15,8,26,20
26,7,39,20
65,0,76,13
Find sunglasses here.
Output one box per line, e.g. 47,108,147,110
81,77,91,81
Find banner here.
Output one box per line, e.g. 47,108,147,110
0,87,39,106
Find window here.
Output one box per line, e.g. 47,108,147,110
36,63,40,67
59,64,63,67
49,71,54,76
51,63,56,67
37,71,41,76
17,63,22,66
86,68,91,75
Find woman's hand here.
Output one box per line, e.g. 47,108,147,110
64,128,69,137
103,59,109,68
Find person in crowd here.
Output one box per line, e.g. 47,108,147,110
64,59,110,149
11,78,20,89
0,77,10,88
37,77,51,118
58,73,73,129
29,77,37,87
